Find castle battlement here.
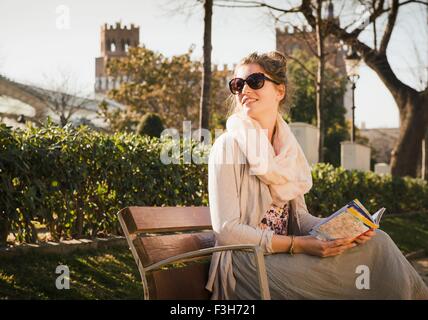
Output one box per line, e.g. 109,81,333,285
276,25,313,35
102,21,139,32
212,63,236,73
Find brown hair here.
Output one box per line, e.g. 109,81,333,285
227,51,289,116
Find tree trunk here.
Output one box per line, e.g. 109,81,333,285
390,92,428,177
315,0,325,163
199,0,213,138
60,114,67,127
0,214,8,246
359,51,428,178
316,63,325,163
73,197,84,239
422,127,428,180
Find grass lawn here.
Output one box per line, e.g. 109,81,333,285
0,246,144,300
0,212,427,300
381,212,428,254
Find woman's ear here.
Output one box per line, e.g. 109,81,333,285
277,84,286,102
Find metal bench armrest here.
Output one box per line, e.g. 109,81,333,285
145,244,270,300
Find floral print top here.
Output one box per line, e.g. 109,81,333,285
259,202,290,235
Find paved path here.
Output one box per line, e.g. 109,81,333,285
411,257,428,286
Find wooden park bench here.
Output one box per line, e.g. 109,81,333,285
117,206,271,300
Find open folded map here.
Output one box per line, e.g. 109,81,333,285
309,199,386,241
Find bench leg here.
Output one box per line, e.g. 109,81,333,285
253,247,271,300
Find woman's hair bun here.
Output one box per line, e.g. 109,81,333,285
267,51,287,67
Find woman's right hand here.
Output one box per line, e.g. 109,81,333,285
294,235,357,257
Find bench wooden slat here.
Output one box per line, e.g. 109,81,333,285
147,262,211,300
120,206,212,234
134,232,215,266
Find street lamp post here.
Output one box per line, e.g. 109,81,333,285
345,48,361,143
348,74,360,142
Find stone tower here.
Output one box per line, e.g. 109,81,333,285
95,22,140,93
276,25,347,76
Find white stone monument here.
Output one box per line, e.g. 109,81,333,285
289,122,319,166
340,141,371,172
374,163,391,175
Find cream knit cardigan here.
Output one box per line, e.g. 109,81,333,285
205,131,324,299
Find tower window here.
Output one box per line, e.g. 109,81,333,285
125,43,129,52
110,42,116,52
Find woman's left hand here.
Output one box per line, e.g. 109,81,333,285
353,229,376,245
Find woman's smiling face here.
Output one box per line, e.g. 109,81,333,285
234,63,284,121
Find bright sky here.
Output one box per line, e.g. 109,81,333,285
0,0,427,129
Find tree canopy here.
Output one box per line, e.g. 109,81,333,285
102,46,230,133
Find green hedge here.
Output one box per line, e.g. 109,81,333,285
0,123,208,244
307,163,428,217
1,123,427,245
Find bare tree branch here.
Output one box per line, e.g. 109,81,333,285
214,0,303,12
340,0,388,41
41,71,92,127
291,25,319,57
380,0,399,53
159,0,201,21
372,0,378,50
214,3,266,8
398,0,428,7
284,52,317,78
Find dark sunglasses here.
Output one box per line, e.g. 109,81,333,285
229,72,281,95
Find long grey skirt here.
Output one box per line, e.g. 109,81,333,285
232,230,428,299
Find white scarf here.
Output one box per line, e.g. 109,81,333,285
226,111,313,206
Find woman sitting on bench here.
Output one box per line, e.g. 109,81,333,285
205,51,428,300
